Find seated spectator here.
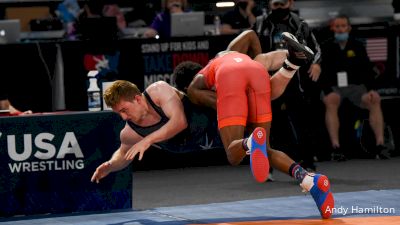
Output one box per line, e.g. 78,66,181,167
143,0,187,38
124,2,157,28
103,3,127,30
319,14,387,160
56,0,81,37
220,0,259,35
75,0,126,40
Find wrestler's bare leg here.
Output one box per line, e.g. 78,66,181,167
219,123,295,173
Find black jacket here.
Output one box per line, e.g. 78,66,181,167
253,12,321,65
319,37,376,95
253,12,321,103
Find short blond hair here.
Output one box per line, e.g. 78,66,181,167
103,80,141,108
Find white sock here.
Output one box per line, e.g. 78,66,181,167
279,59,300,78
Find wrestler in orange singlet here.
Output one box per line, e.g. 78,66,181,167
199,52,272,129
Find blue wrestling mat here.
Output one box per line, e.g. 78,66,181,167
1,189,399,225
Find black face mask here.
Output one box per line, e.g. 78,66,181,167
269,8,290,22
237,1,248,10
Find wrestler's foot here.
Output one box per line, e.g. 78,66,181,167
246,127,269,183
282,32,314,66
300,173,335,219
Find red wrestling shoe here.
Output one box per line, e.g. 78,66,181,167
300,173,335,219
247,127,269,183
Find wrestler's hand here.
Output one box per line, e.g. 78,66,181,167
91,161,112,183
124,139,151,161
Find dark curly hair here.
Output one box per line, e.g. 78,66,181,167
173,61,203,93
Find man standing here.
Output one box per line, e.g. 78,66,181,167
253,0,322,170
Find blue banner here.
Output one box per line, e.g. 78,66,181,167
0,111,131,217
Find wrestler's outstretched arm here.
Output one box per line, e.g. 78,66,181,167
91,126,136,183
226,30,262,59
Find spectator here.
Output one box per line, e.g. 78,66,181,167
220,0,259,35
56,0,81,37
253,0,322,171
319,14,387,160
103,3,127,30
124,2,157,28
143,0,187,38
75,0,127,39
80,0,102,18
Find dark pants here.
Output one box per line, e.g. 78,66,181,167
270,78,325,168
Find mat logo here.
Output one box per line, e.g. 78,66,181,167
1,132,85,173
256,130,263,139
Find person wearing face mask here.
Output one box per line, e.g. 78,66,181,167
252,0,322,172
319,14,387,161
220,0,260,35
143,0,187,38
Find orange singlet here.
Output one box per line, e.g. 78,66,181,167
198,52,272,129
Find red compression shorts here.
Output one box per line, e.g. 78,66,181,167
200,52,272,129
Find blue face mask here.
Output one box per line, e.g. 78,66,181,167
334,32,349,42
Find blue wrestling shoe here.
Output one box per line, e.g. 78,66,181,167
300,173,335,219
247,127,269,183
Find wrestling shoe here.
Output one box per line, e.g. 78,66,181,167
246,127,270,183
300,173,335,219
282,32,314,67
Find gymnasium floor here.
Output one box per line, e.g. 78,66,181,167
1,157,400,225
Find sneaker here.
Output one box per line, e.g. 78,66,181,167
300,173,335,219
331,147,347,162
374,145,390,160
246,127,269,183
282,32,315,66
331,152,347,162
